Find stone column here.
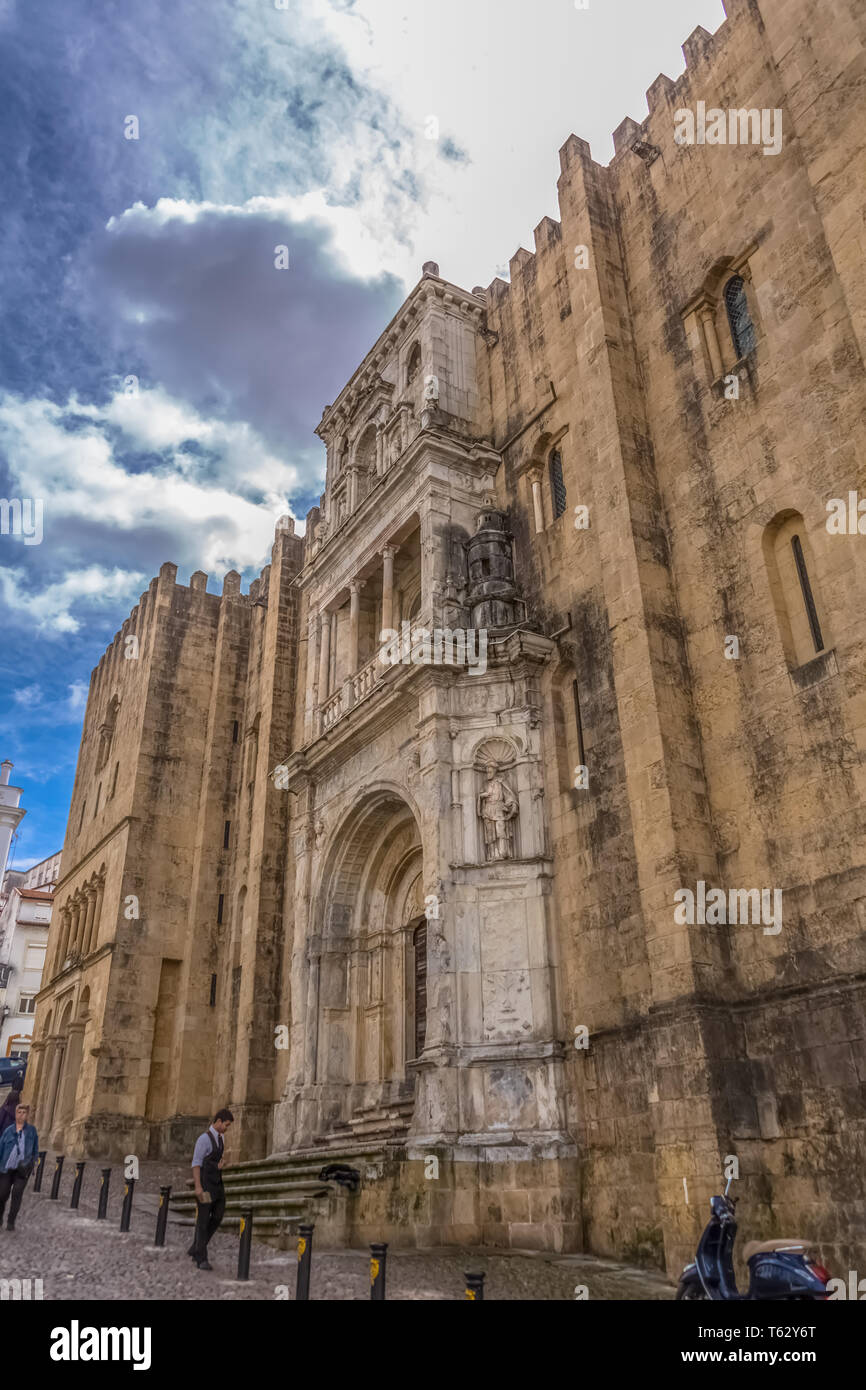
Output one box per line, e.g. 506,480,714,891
375,424,384,475
87,880,104,954
349,580,365,671
528,468,545,534
54,909,70,974
81,888,96,956
381,546,398,634
699,305,724,380
44,1037,64,1130
32,1038,54,1128
24,1037,45,1112
304,614,319,741
303,952,320,1088
317,611,331,701
67,902,81,960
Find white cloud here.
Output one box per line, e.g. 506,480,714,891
310,0,727,290
0,564,147,635
13,683,42,706
67,681,88,712
0,389,300,575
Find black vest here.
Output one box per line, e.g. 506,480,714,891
201,1130,224,1195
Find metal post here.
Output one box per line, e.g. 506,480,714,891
33,1151,47,1193
465,1272,485,1301
70,1162,86,1209
237,1208,253,1281
97,1167,111,1219
370,1243,388,1300
296,1223,314,1301
119,1176,136,1232
154,1185,171,1247
49,1154,65,1200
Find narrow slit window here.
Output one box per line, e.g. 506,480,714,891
791,534,824,654
223,820,231,849
549,449,567,520
724,276,757,360
217,894,224,925
572,679,586,767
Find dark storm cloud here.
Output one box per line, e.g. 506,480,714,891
75,199,404,458
0,0,417,420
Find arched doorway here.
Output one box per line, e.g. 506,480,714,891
47,999,73,1130
312,789,425,1133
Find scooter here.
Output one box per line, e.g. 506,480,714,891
676,1177,831,1300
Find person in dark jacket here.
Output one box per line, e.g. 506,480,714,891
188,1108,233,1271
0,1091,21,1137
0,1103,39,1230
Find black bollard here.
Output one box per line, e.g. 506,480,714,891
154,1185,171,1247
70,1162,86,1209
237,1208,253,1281
119,1177,136,1232
296,1223,314,1301
370,1243,388,1301
33,1151,47,1193
97,1167,111,1220
49,1155,65,1200
465,1272,485,1301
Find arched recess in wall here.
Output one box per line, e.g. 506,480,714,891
762,510,830,667
48,998,74,1129
316,790,423,1091
524,425,570,532
354,422,377,503
405,341,422,387
96,694,120,773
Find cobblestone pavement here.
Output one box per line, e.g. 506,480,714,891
0,1158,675,1301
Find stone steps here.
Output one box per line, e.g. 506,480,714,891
169,1143,392,1241
322,1100,415,1146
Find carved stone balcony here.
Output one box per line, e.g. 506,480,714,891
314,617,436,740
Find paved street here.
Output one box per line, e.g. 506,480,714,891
0,1158,675,1300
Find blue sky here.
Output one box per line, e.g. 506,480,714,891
0,0,725,868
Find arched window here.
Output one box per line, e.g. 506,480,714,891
763,511,828,667
406,342,422,387
549,449,567,520
724,276,756,360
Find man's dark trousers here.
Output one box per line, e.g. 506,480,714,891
0,1168,28,1227
192,1186,226,1263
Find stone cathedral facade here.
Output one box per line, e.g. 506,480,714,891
27,0,866,1274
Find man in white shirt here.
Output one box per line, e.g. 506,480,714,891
188,1108,233,1271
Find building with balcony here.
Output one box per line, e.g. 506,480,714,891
24,0,866,1274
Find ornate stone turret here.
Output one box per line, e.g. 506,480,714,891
466,506,521,629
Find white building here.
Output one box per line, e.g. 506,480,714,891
0,853,61,1060
0,762,25,887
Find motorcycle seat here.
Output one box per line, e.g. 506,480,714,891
743,1238,811,1261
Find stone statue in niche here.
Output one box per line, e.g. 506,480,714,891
477,764,519,862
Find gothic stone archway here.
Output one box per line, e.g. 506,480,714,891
311,790,426,1140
